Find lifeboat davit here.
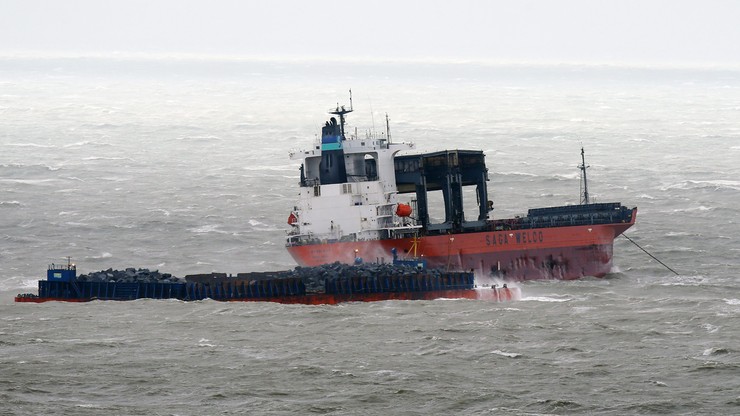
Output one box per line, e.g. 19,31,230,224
395,203,412,217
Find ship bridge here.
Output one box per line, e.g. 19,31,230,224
287,101,415,245
394,150,490,235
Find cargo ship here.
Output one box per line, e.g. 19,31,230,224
15,261,519,304
286,96,636,280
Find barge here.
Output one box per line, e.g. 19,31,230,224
15,261,519,304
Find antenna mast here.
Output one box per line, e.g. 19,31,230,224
385,113,392,143
330,89,354,140
578,147,590,205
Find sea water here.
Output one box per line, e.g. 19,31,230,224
1,57,739,415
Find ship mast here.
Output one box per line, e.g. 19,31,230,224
385,113,392,143
330,89,354,140
579,147,590,205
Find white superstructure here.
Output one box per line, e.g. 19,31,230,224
287,103,415,246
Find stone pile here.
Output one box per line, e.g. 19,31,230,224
291,262,437,292
79,262,448,291
76,268,184,284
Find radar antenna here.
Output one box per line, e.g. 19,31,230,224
578,147,590,205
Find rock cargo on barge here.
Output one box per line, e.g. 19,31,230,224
285,96,636,280
15,260,519,304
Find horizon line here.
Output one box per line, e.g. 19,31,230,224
1,50,739,71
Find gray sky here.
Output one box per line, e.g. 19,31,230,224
2,0,739,65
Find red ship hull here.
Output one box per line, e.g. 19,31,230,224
14,296,89,303
287,216,636,280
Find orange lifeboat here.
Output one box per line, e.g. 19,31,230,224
287,212,298,225
395,203,412,217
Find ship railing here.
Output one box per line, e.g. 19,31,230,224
49,263,76,271
491,206,634,231
301,178,320,187
520,210,634,229
383,224,423,231
346,174,379,182
286,234,322,246
527,202,623,217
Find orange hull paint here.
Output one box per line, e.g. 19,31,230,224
287,219,635,280
14,296,90,303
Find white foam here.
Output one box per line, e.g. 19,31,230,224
663,180,740,191
75,404,104,409
0,178,57,185
522,296,571,302
702,324,719,334
491,350,521,358
667,206,713,213
0,277,39,292
6,143,55,148
83,156,132,161
496,171,539,177
197,338,216,347
174,136,222,141
149,208,170,216
189,224,227,234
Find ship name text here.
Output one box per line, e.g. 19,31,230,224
485,230,544,246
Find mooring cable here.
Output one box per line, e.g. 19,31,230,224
621,234,680,276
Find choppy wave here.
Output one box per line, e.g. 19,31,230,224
552,172,580,180
662,180,740,191
82,156,133,161
63,140,113,148
4,142,55,148
148,208,171,216
521,295,571,302
495,171,539,177
86,252,113,259
0,277,38,292
241,165,295,172
664,231,692,237
173,136,223,141
189,224,228,234
665,205,714,213
702,347,731,356
655,274,708,286
490,349,522,358
702,323,720,334
0,178,58,185
0,162,60,171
